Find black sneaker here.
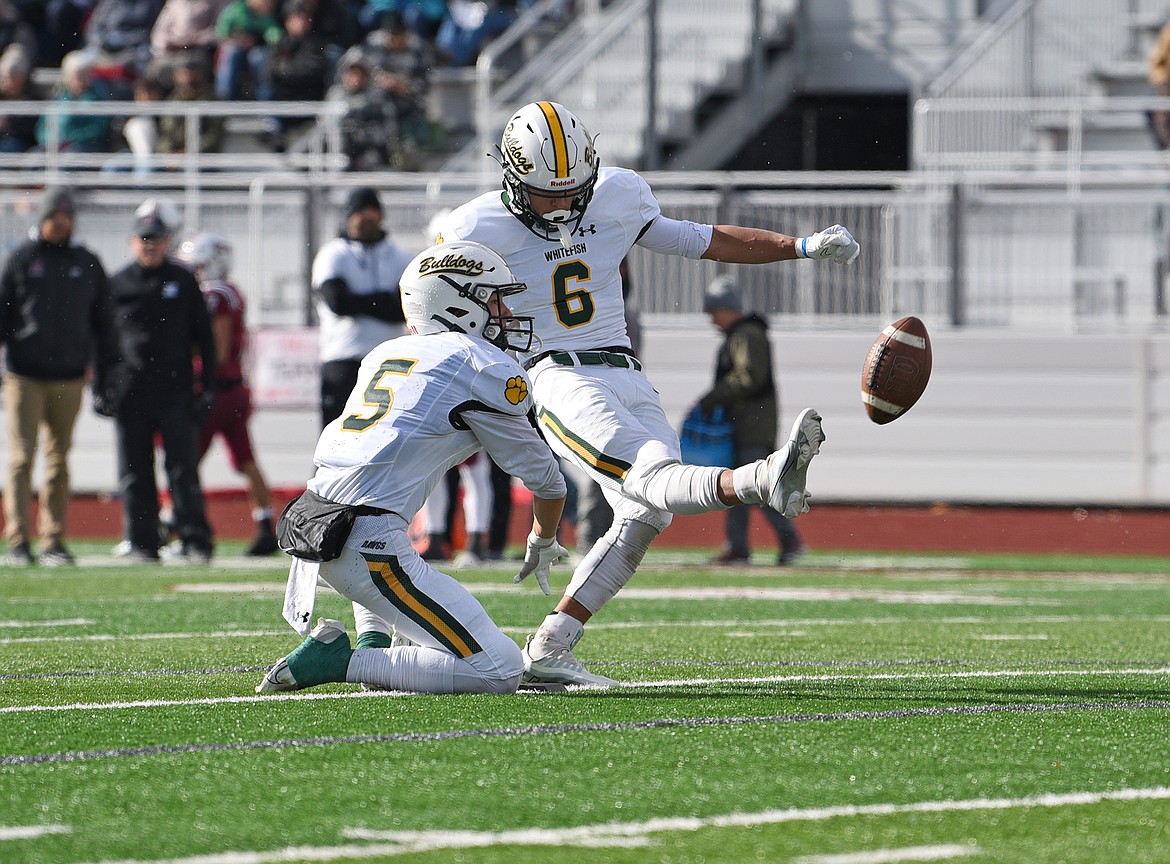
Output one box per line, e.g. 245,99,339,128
778,545,808,566
38,543,76,567
5,542,34,566
245,530,279,556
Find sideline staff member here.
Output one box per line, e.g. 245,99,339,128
311,186,413,427
0,186,113,566
96,199,217,562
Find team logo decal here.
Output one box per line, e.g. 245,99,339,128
504,376,528,405
417,253,492,277
503,121,534,175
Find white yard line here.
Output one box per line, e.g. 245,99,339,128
795,845,975,864
0,630,288,646
6,666,1170,715
0,824,70,840
72,786,1170,864
0,619,94,628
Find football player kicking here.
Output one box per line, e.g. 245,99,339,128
255,241,570,696
435,101,861,688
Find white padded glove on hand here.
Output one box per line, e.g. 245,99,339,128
796,224,860,264
514,532,569,595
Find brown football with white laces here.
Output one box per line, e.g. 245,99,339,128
861,316,932,425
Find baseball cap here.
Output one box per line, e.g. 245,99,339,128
702,275,742,313
134,198,179,239
38,186,76,222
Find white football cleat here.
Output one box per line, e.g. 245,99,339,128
520,635,618,688
764,408,825,518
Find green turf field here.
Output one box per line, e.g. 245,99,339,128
4,544,1170,863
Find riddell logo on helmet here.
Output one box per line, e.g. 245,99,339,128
418,253,492,276
548,178,578,188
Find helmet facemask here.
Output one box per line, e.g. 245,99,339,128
439,274,536,353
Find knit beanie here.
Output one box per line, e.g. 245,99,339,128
702,275,742,313
344,187,382,218
38,186,76,223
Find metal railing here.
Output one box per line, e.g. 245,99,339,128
459,0,795,173
0,99,347,184
923,0,1162,100
913,94,1170,174
2,170,1165,334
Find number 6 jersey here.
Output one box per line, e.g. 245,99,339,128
436,166,664,362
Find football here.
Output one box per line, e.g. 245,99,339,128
861,316,932,424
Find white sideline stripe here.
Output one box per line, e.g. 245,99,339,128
796,844,974,864
7,666,1170,715
69,786,1170,864
0,629,288,645
0,824,71,840
0,618,94,628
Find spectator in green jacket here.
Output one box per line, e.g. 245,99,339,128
214,0,283,100
699,276,807,566
35,50,112,153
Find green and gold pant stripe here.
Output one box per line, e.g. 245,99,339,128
364,554,482,658
538,407,631,483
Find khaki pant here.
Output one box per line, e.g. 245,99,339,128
3,374,85,547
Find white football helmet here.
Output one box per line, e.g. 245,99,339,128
400,241,534,352
178,232,232,281
499,101,599,242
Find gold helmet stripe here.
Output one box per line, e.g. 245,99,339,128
536,101,569,178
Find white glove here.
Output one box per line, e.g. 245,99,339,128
795,224,860,264
514,532,569,595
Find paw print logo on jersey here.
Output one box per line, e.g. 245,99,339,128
505,376,528,405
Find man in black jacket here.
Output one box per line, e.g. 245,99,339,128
698,276,807,566
0,186,114,566
96,198,216,562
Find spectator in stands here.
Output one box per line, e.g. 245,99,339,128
365,10,432,154
1149,21,1170,150
96,198,217,563
0,2,35,62
435,0,517,67
266,0,329,148
359,1,447,42
35,51,114,154
327,45,399,170
311,186,412,427
149,0,229,78
85,0,166,76
0,187,114,567
214,0,282,100
157,49,225,154
178,232,279,555
118,69,167,172
19,0,95,68
698,276,806,566
296,0,360,78
0,43,37,152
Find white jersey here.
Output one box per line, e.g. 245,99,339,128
437,167,662,363
312,235,414,363
307,331,564,521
